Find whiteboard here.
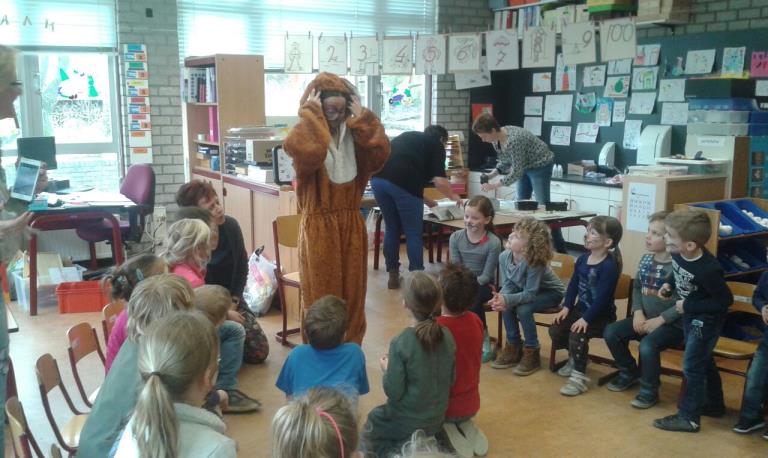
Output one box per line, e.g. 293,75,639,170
415,35,447,75
382,37,413,75
485,30,519,71
284,34,313,73
318,36,347,74
350,36,380,75
448,33,481,72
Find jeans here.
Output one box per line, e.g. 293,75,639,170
469,284,494,330
515,164,566,253
370,177,426,272
217,320,245,391
739,328,768,421
604,317,684,398
678,315,725,423
503,290,563,348
549,306,612,373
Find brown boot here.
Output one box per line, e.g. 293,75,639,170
513,347,541,376
387,270,400,289
491,342,522,369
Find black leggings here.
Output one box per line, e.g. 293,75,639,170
469,284,494,330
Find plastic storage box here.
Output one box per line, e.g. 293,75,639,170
656,158,728,176
56,281,110,314
749,124,768,136
750,112,768,123
10,271,58,313
627,165,688,176
687,98,757,112
687,111,750,123
686,123,749,136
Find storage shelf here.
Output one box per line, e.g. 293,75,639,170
188,101,218,106
493,0,568,12
194,139,220,148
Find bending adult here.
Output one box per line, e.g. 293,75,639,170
472,113,566,253
371,125,461,289
284,72,390,345
175,180,269,364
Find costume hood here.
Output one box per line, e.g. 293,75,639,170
299,72,359,107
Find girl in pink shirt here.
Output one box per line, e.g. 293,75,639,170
162,218,213,287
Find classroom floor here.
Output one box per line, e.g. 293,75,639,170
6,247,767,457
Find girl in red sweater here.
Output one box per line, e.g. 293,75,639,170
437,264,487,458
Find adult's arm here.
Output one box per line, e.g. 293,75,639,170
432,177,461,202
284,102,331,178
350,109,390,179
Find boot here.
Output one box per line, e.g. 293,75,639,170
481,331,496,363
491,342,522,369
560,370,590,397
387,270,400,289
513,347,541,376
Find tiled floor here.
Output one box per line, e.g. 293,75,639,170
6,250,767,457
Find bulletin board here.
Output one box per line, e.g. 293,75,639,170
469,28,768,172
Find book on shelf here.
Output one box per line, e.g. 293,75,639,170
183,67,217,103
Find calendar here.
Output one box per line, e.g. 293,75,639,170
627,182,656,232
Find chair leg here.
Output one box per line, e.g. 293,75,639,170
373,211,382,271
427,222,434,264
549,344,558,372
495,311,503,352
88,242,98,270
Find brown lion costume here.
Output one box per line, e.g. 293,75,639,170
284,72,390,344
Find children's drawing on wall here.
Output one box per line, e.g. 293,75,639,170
623,119,642,150
634,44,661,67
524,96,543,116
604,76,630,98
561,21,596,65
532,72,552,92
631,66,659,90
543,94,573,122
658,78,686,102
522,26,555,68
660,102,689,125
628,91,656,115
350,36,380,76
751,51,768,77
486,30,519,71
415,35,446,75
595,97,613,126
523,116,542,136
575,91,596,113
448,33,481,72
684,49,716,75
550,125,572,146
582,65,606,87
382,38,414,74
757,80,768,97
612,100,627,123
284,34,313,73
607,58,632,75
721,46,746,77
575,122,599,143
555,53,576,92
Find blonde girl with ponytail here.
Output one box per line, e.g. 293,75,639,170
362,272,456,458
115,311,236,457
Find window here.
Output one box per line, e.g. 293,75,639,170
264,73,368,118
380,73,426,136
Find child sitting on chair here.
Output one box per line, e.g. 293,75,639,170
276,295,369,402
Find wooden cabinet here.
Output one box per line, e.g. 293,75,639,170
548,181,623,245
222,177,255,255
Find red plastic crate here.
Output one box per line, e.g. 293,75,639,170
56,281,110,314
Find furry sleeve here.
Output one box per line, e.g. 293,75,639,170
348,109,390,179
283,102,331,178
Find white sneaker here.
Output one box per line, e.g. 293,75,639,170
560,370,590,397
459,419,489,456
442,423,473,458
557,358,574,377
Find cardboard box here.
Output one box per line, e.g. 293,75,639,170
568,161,598,176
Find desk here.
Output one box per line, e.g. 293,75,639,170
27,197,133,316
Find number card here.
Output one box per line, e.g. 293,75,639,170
382,37,413,75
522,26,556,68
350,37,380,75
562,22,596,65
318,36,347,74
600,18,637,62
416,35,447,75
448,34,481,72
485,30,519,71
285,34,313,73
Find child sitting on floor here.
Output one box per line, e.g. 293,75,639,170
549,215,622,397
276,295,369,402
488,217,565,376
272,387,361,458
363,272,456,458
437,263,487,458
163,218,213,288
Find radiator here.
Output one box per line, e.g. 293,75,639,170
37,230,113,263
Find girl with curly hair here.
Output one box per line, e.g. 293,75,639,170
488,217,565,375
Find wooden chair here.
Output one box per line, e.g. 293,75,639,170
534,253,576,328
67,322,106,408
5,396,44,458
35,353,88,455
101,301,124,344
273,215,302,347
548,273,633,372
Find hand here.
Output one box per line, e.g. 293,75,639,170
0,211,32,237
762,305,768,325
658,283,673,299
632,311,646,334
481,182,501,192
424,199,437,208
379,355,388,372
642,316,665,334
674,299,684,314
552,306,569,324
349,95,363,117
305,88,321,109
489,292,507,312
227,309,245,324
570,318,588,333
34,162,49,194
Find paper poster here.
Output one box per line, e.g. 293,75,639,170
631,66,659,90
285,34,313,73
575,92,597,113
471,103,493,120
523,116,542,136
129,147,153,165
485,30,519,71
129,113,151,130
722,46,746,77
318,36,347,74
751,51,768,77
613,100,627,122
604,76,630,98
544,94,573,122
595,98,613,126
454,56,491,90
607,58,632,75
635,44,661,66
629,92,656,115
128,130,152,147
448,33,481,72
575,122,599,143
350,36,380,75
524,96,543,116
623,120,642,150
661,102,689,125
561,21,596,65
555,54,577,92
126,79,149,97
582,65,606,87
685,49,716,75
626,182,656,232
658,79,686,102
532,72,552,92
757,80,768,97
416,35,447,75
382,38,414,75
550,126,572,146
123,43,146,53
600,18,637,62
522,26,556,68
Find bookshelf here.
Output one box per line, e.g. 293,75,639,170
183,54,265,176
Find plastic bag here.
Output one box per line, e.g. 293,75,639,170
366,209,384,251
243,246,277,316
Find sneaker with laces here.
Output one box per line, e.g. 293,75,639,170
653,414,700,433
733,417,765,434
630,393,659,409
223,389,261,414
557,358,574,377
491,342,522,369
606,373,639,392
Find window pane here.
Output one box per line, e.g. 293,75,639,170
38,53,113,144
264,74,368,118
380,73,425,137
